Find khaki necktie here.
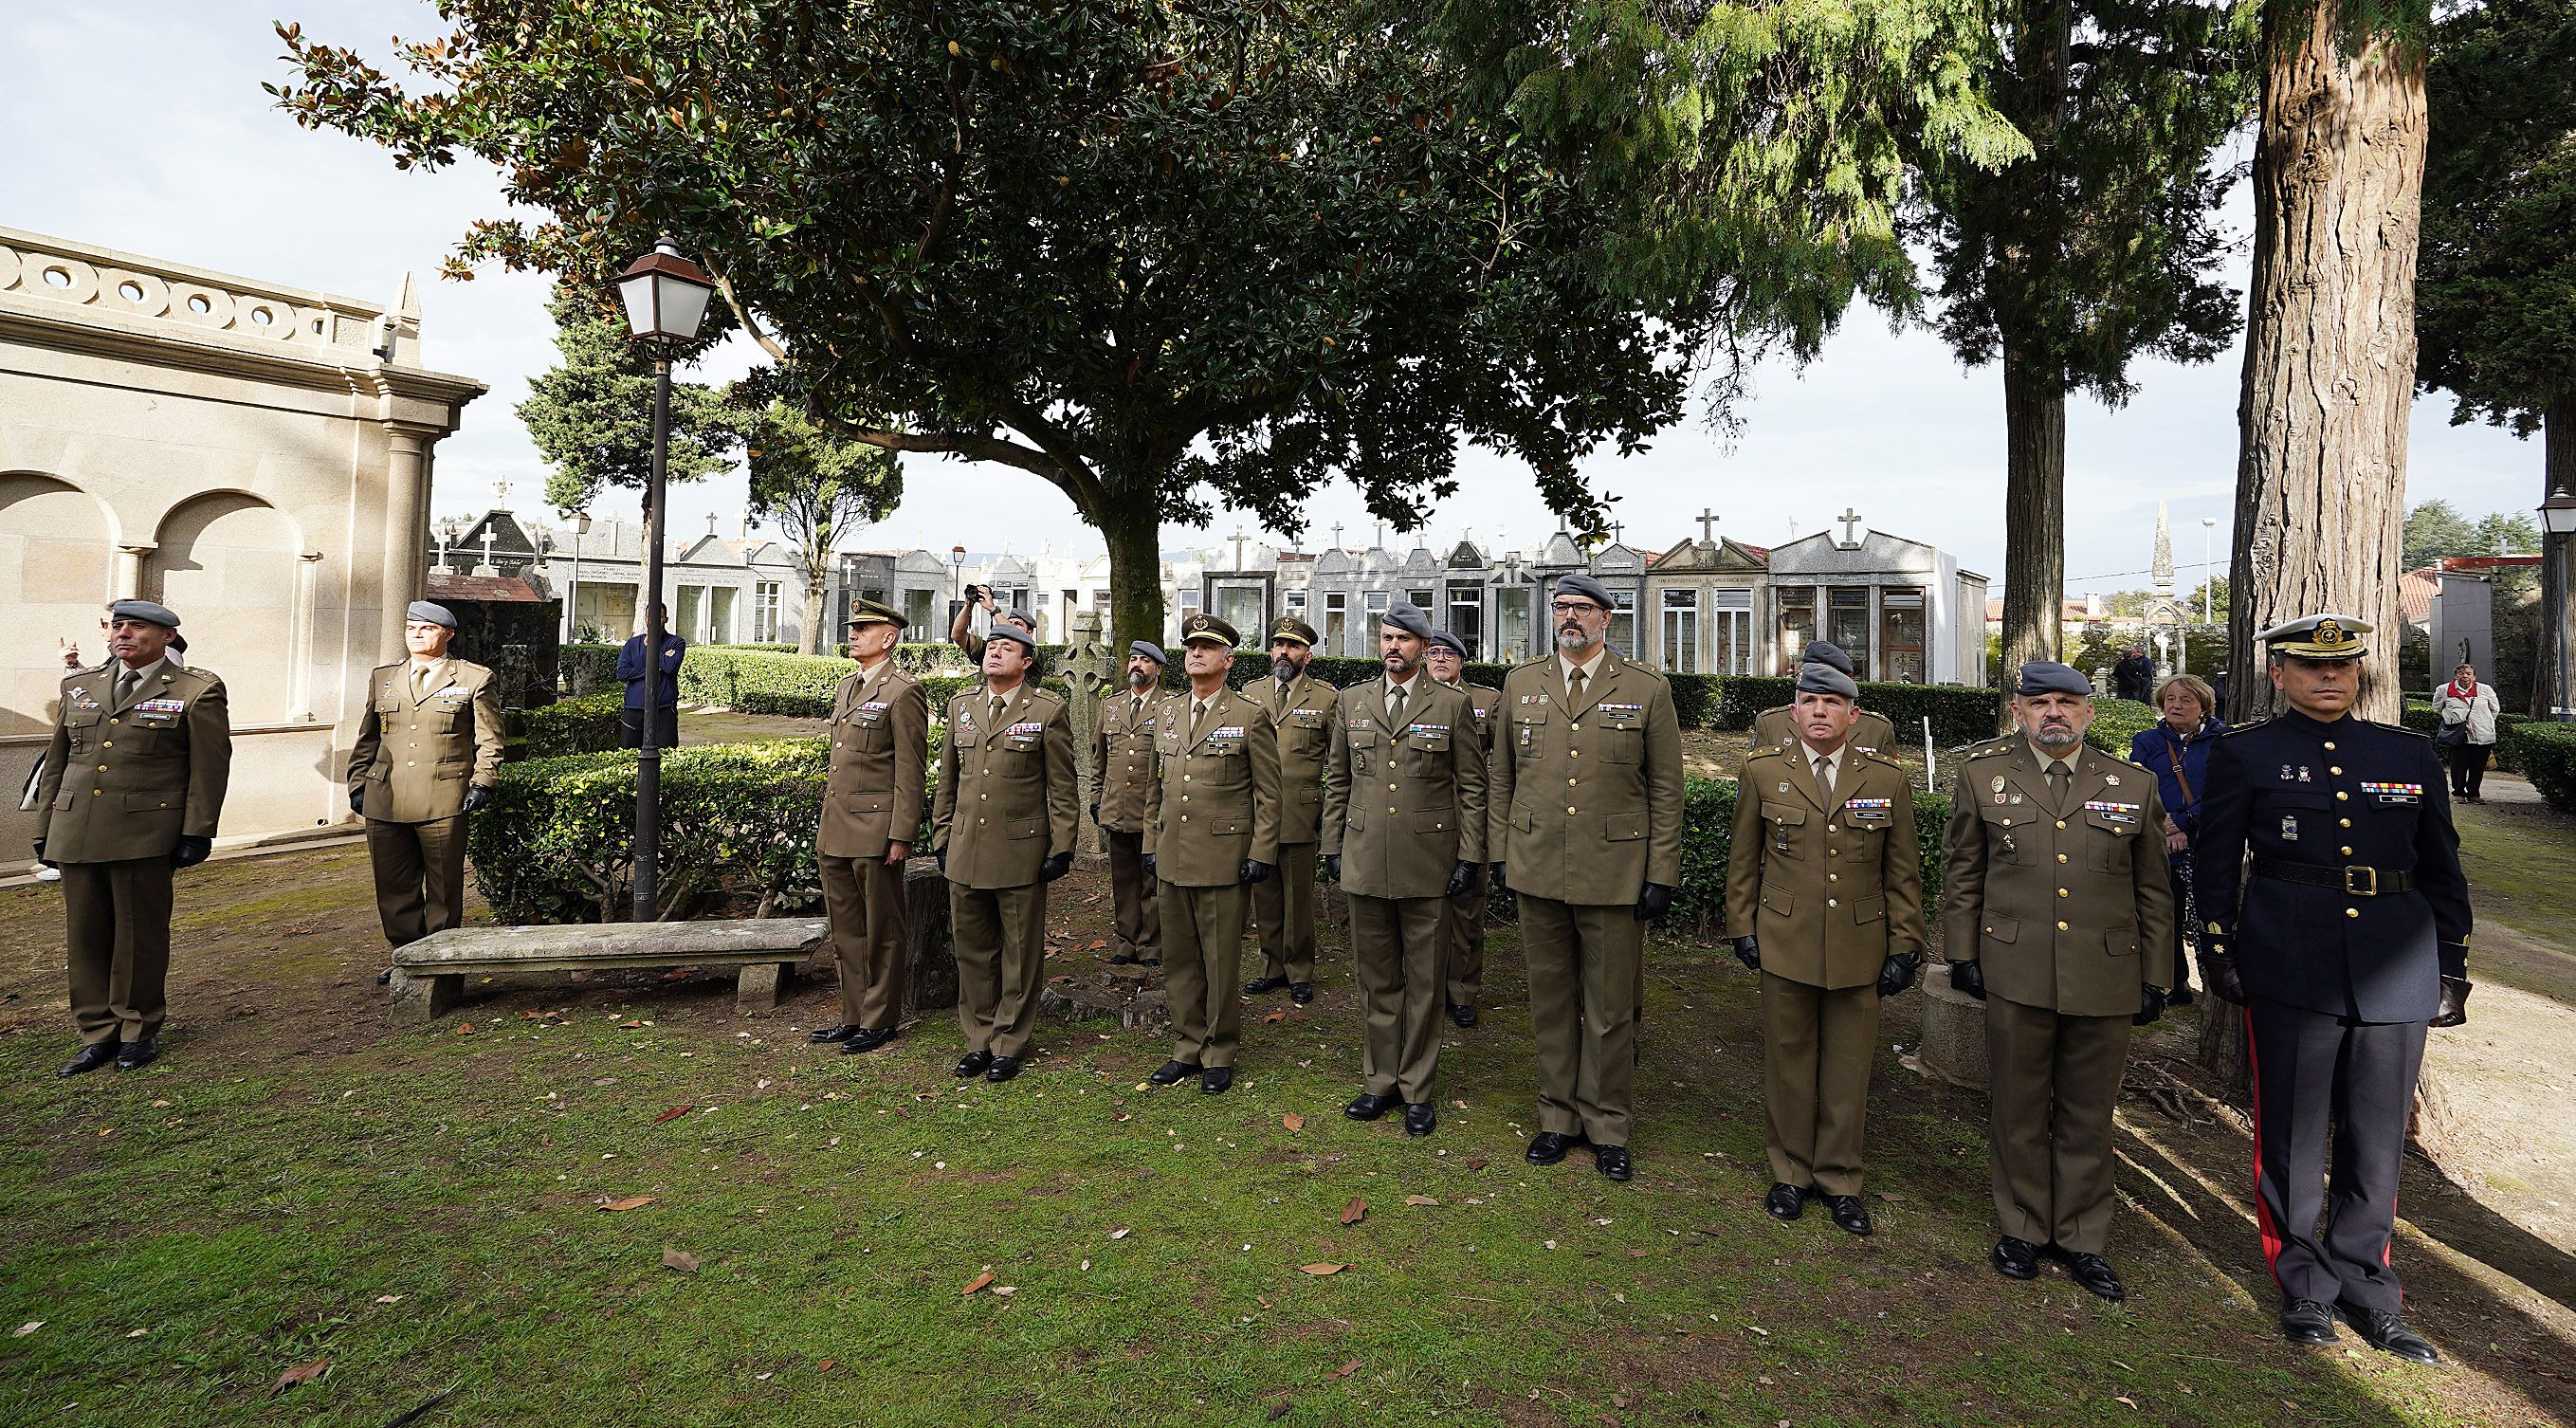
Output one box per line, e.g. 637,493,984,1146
1568,665,1587,706
1387,681,1408,728
116,668,141,706
1813,751,1836,802
414,665,433,703
2046,759,2071,806
989,695,1005,726
1193,697,1210,738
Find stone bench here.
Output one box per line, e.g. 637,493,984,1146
389,863,960,1022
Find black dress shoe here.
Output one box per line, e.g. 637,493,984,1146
1447,1002,1478,1028
1290,981,1315,1005
985,1055,1022,1083
2280,1298,2338,1346
1991,1236,2040,1280
840,1027,894,1055
56,1042,119,1078
1822,1194,1873,1236
1402,1102,1436,1137
1343,1091,1398,1122
114,1038,158,1071
2051,1247,2126,1302
1243,976,1288,995
810,1023,865,1044
1593,1144,1633,1181
1108,952,1141,966
2339,1303,2439,1364
1763,1182,1807,1221
954,1050,994,1078
1149,1059,1201,1086
375,967,393,986
2165,985,2197,1007
1526,1130,1578,1165
1199,1066,1234,1094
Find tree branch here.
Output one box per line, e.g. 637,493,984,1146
813,416,1069,485
708,265,791,364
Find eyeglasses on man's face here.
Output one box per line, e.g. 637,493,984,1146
1549,600,1607,617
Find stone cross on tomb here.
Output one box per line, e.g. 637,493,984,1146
1330,522,1345,550
1698,507,1719,542
1837,508,1863,546
492,478,511,509
1230,525,1249,571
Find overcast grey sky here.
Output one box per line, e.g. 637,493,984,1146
4,3,2547,597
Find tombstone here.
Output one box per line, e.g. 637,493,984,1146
1910,961,1988,1089
1063,610,1111,854
900,860,959,1011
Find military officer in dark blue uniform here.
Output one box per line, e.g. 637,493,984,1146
2196,613,2472,1365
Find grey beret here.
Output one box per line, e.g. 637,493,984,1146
107,598,180,628
1425,630,1468,659
1800,640,1854,676
984,622,1039,652
1553,574,1616,610
1127,640,1168,665
2016,660,2093,698
1380,600,1434,638
1795,663,1859,700
1003,608,1036,631
407,600,458,630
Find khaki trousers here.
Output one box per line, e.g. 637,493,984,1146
1348,893,1448,1102
1251,844,1318,983
365,815,469,948
1105,829,1160,961
1519,895,1642,1145
62,857,174,1046
1985,995,2133,1254
1761,973,1882,1195
1445,883,1488,1006
1160,881,1249,1068
950,881,1046,1058
820,853,908,1030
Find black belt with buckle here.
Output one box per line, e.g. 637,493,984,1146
2251,856,2414,896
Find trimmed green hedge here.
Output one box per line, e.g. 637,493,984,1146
2502,722,2576,813
2083,698,2160,759
517,692,625,760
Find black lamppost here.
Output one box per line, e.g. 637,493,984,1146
615,236,716,921
564,509,592,642
2540,484,2576,723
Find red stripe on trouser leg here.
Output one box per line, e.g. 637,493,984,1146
2244,1005,2287,1288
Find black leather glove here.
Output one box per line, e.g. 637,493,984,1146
1633,882,1674,922
1947,958,1986,1001
1142,851,1157,880
930,846,947,870
1323,853,1342,883
31,838,52,870
2201,952,2246,1005
463,784,493,814
1876,951,1923,998
1039,851,1073,883
1087,804,1101,826
1238,859,1272,886
173,835,213,870
1731,935,1761,972
2432,975,2472,1028
348,786,366,815
2134,983,2168,1026
1444,860,1479,898
1489,863,1508,893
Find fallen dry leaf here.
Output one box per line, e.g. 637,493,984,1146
598,1196,655,1212
2116,1397,2138,1410
992,1286,1018,1296
11,1322,39,1338
453,1022,474,1034
961,1272,996,1295
1109,1227,1131,1240
620,1019,644,1029
270,1358,328,1396
1082,939,1108,953
1404,1195,1439,1207
817,1359,837,1372
1328,1359,1361,1379
1282,1113,1304,1131
1299,1263,1345,1275
1628,1248,1649,1258
652,1105,692,1125
1340,1197,1367,1225
374,1294,404,1305
1262,1010,1287,1024
1267,1405,1291,1421
1465,1157,1489,1171
662,1248,700,1272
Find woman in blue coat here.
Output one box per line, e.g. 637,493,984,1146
2129,673,2225,1004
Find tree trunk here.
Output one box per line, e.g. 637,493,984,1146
799,570,829,656
2000,346,2069,687
2205,0,2427,1105
2540,395,2574,720
1095,496,1167,660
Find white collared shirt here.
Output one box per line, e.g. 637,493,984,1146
1558,648,1609,686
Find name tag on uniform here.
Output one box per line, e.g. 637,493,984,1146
137,698,186,714
1408,722,1448,735
1295,707,1329,718
2363,780,2421,804
859,700,888,712
1843,796,1893,821
1599,703,1641,713
2083,799,2141,824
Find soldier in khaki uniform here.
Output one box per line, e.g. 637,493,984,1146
1142,614,1282,1095
1725,663,1927,1235
1488,575,1685,1181
1750,641,1897,756
813,599,930,1055
1943,661,2176,1302
1247,616,1334,1003
1322,603,1486,1136
1426,630,1500,1026
35,600,231,1076
930,624,1078,1083
1091,639,1168,968
349,601,505,965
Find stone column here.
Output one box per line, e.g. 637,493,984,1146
380,426,434,664
114,543,154,599
1063,611,1109,853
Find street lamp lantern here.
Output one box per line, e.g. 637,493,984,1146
2543,485,2576,723
614,236,717,344
2539,484,2576,537
574,510,592,536
616,235,716,923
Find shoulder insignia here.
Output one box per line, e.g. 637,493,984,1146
2213,719,2272,741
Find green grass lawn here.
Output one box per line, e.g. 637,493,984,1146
2,843,2569,1427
